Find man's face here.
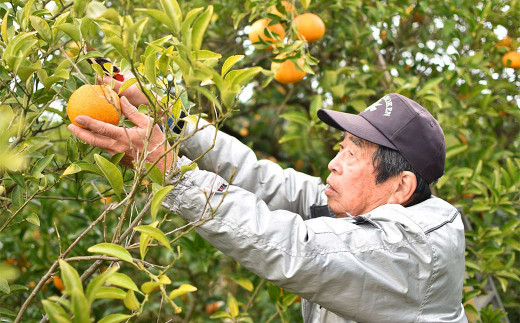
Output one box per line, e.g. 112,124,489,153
325,132,396,217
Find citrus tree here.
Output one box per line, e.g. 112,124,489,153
1,0,519,322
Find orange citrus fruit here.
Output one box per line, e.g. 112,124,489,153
497,37,513,49
267,1,295,17
65,42,80,57
502,51,520,69
53,276,65,291
249,19,285,49
271,57,306,84
293,13,325,43
67,84,121,128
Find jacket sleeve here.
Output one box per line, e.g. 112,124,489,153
178,119,326,219
162,167,435,322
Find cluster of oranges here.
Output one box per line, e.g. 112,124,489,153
248,1,325,84
497,36,520,69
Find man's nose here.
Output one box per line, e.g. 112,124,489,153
328,154,341,174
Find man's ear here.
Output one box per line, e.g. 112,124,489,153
389,171,417,206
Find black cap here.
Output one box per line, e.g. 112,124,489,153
317,93,445,184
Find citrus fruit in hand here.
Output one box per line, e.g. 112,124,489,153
67,84,121,128
293,13,325,43
502,51,520,69
271,57,306,84
249,19,286,50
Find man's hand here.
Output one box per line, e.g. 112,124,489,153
67,97,173,174
101,72,151,107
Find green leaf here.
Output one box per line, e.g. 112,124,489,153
416,77,443,97
98,314,133,323
87,243,134,264
30,15,51,41
210,311,232,319
141,281,161,294
59,259,83,295
496,276,508,292
144,52,157,84
181,7,204,47
300,0,311,9
0,308,16,317
8,171,26,188
74,161,103,176
0,278,9,294
309,95,322,122
192,50,222,63
85,266,119,305
160,0,182,33
235,278,253,292
55,23,81,42
71,287,90,323
48,296,72,312
446,145,468,159
134,224,172,251
227,292,239,318
94,286,127,300
195,86,222,112
42,300,71,323
282,292,299,309
505,239,520,251
145,162,164,186
150,185,174,221
110,152,125,166
1,11,9,44
221,55,244,77
169,284,197,299
280,111,309,126
105,273,140,292
123,290,140,311
191,5,213,51
33,154,55,175
94,154,123,198
67,137,79,162
135,9,173,30
118,78,137,95
26,213,40,226
226,67,263,89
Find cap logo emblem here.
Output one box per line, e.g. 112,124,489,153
364,95,393,117
382,95,393,117
364,100,382,112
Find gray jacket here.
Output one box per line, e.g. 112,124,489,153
163,120,467,323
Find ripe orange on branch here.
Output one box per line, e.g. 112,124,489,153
248,19,286,50
271,56,306,84
67,84,121,128
496,37,513,49
293,13,325,43
267,1,295,17
502,51,520,69
53,276,65,291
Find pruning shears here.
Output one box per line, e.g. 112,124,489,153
85,43,125,82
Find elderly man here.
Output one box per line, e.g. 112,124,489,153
68,85,467,322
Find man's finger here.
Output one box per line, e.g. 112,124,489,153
68,124,116,150
74,115,123,139
120,96,152,128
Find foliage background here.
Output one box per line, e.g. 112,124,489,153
0,0,519,322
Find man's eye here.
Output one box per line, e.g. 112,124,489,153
348,150,354,156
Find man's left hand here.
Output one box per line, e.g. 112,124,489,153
67,96,173,174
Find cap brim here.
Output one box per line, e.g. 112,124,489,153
317,109,397,149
